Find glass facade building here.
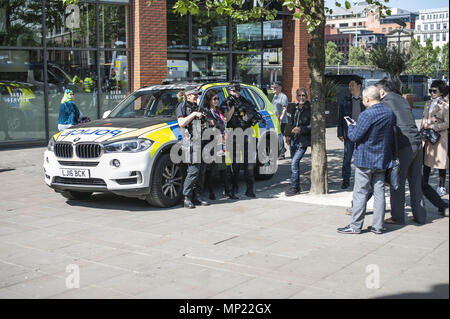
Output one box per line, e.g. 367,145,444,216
0,0,286,147
0,0,131,146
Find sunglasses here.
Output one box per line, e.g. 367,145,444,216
297,94,306,97
212,97,219,101
429,89,438,94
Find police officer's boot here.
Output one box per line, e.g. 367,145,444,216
222,170,238,199
184,196,195,209
245,164,256,198
193,189,209,206
245,183,256,198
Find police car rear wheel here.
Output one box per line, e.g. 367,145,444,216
60,191,93,200
147,153,184,208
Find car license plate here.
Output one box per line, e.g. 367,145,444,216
60,168,90,179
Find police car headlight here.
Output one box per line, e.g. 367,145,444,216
103,139,154,153
47,138,55,152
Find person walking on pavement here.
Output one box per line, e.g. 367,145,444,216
421,80,449,198
271,81,289,159
337,77,366,189
176,87,209,209
220,82,258,198
376,79,429,224
285,88,311,196
58,89,81,131
337,86,395,235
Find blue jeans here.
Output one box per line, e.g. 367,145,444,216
342,137,355,183
290,141,308,189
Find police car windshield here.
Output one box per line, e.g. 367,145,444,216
108,90,180,118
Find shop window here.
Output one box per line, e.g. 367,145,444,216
192,9,228,51
167,53,189,80
167,0,188,49
99,4,127,49
45,0,96,48
233,54,261,87
0,50,45,142
100,51,129,115
192,53,228,81
46,50,98,136
0,1,42,47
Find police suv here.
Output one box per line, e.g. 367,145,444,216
43,82,281,207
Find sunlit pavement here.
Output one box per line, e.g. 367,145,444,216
0,124,448,299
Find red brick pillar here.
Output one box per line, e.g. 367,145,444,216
132,0,167,91
282,15,310,102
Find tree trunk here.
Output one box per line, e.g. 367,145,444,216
308,1,328,194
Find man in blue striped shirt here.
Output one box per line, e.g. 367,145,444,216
337,86,396,235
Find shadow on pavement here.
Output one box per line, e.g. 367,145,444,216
375,284,449,299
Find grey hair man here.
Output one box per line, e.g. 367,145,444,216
337,85,396,234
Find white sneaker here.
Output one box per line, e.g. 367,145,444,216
437,187,447,197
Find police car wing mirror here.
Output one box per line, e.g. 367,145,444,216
102,110,112,119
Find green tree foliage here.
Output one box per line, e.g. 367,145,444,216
440,42,449,78
406,38,442,77
370,45,409,91
348,46,369,66
325,41,344,65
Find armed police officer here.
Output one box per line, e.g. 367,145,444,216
220,82,263,198
176,87,209,209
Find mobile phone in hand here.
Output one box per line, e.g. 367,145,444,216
344,116,355,125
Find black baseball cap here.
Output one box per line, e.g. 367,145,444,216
185,87,202,96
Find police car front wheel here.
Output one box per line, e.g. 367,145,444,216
146,153,185,208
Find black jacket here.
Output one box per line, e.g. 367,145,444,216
220,95,257,130
337,95,365,138
291,101,311,147
381,92,421,149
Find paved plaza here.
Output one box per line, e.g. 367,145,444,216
0,119,448,299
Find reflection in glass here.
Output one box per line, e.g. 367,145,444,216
192,11,228,51
167,53,189,80
47,50,98,136
100,51,129,115
0,1,42,47
263,20,282,41
0,50,45,142
233,20,261,51
233,54,262,86
167,0,188,49
46,0,96,48
263,48,282,87
100,4,127,48
192,54,228,81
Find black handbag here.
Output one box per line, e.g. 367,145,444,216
385,127,400,191
420,128,440,144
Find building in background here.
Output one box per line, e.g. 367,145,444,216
385,28,414,52
414,7,449,48
0,0,310,147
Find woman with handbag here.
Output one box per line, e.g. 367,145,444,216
420,80,449,198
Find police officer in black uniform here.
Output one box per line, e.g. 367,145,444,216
220,82,259,198
176,87,209,209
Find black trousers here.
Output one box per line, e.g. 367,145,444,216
183,163,202,198
229,135,255,192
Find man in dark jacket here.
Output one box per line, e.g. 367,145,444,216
338,86,395,234
377,80,446,223
337,77,366,189
285,88,311,196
